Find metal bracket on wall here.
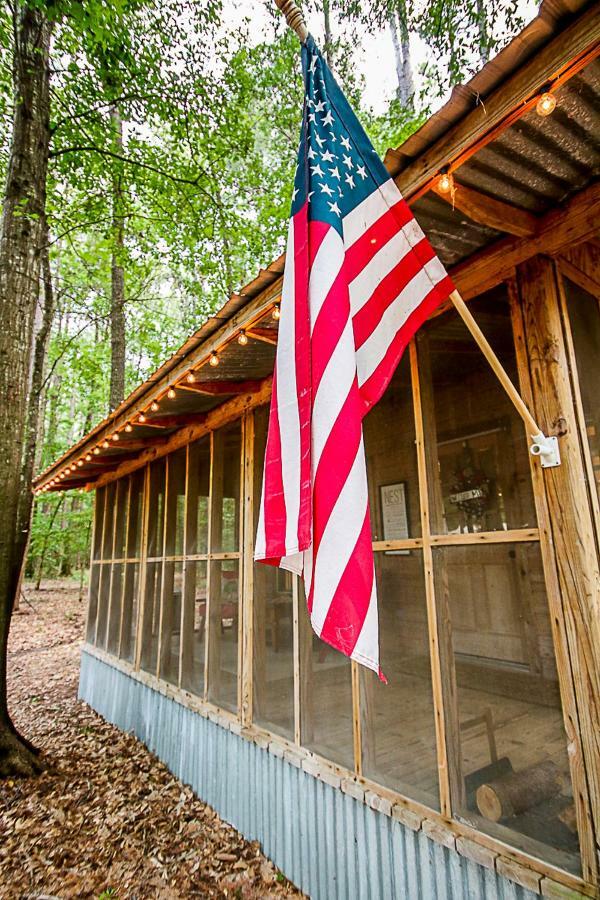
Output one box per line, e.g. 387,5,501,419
530,434,561,468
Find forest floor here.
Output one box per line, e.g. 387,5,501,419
0,580,303,900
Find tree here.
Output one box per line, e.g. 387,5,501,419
0,1,52,775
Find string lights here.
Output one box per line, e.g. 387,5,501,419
93,447,100,455
150,400,160,412
437,171,454,194
209,351,220,367
536,92,557,117
167,387,176,399
272,303,281,321
186,371,196,383
112,433,119,441
125,423,133,433
138,412,147,423
237,330,248,346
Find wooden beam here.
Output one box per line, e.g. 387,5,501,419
452,181,600,300
393,4,600,199
246,327,278,346
102,437,169,452
432,182,538,238
517,256,600,882
176,379,264,396
131,414,208,429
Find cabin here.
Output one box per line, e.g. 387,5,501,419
34,2,600,897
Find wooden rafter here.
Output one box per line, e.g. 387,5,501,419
432,182,539,238
131,414,208,429
245,327,278,346
176,379,264,396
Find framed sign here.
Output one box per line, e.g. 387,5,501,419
379,482,409,554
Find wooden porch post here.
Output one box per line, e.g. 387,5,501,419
517,254,600,880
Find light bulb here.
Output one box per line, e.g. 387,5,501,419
536,92,556,117
85,453,92,461
237,330,248,346
186,371,196,383
77,460,84,467
138,413,146,423
125,423,133,433
102,440,109,449
150,400,159,412
60,472,66,479
93,447,100,455
272,303,281,321
167,387,176,399
209,351,220,367
112,433,119,441
437,172,454,194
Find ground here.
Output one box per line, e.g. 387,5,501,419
0,580,303,899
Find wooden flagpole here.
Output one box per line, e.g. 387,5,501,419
273,0,556,455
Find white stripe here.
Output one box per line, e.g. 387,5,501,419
309,228,343,329
356,258,447,387
350,575,379,673
310,438,369,635
348,221,423,318
343,178,402,248
276,219,302,553
311,316,356,472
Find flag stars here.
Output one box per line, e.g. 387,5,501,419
321,110,334,127
307,146,317,160
308,112,316,124
310,163,325,177
321,149,335,162
314,133,325,148
342,154,353,169
292,187,299,201
357,164,367,180
309,55,318,73
344,173,355,189
319,182,335,196
328,200,341,216
314,99,326,112
329,166,341,180
340,135,351,151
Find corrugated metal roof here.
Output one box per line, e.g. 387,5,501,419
35,0,599,490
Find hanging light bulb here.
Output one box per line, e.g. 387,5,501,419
102,440,110,449
186,371,196,383
85,453,92,462
150,400,160,412
125,422,133,433
437,172,454,194
77,460,84,467
112,433,119,441
60,472,66,480
536,92,556,117
167,387,176,399
272,303,281,321
237,330,249,346
209,351,220,367
93,447,100,456
138,412,147,423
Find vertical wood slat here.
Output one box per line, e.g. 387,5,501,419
94,484,113,647
180,443,195,689
156,456,172,679
204,431,216,698
556,271,600,549
121,473,142,660
292,574,301,745
241,411,255,726
83,487,102,642
508,276,597,882
409,339,453,819
116,476,133,658
516,259,600,882
106,482,124,650
207,430,225,697
134,465,152,671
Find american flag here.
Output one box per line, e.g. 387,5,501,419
255,36,454,677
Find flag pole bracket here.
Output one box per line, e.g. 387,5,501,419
530,434,561,468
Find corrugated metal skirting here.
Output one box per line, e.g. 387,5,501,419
79,651,539,900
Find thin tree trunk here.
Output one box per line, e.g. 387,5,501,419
0,4,52,776
322,0,333,69
35,494,65,590
476,0,489,65
109,106,126,411
389,3,414,105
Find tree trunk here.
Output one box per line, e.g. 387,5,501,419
109,106,126,411
389,3,414,105
0,4,52,777
322,0,333,69
476,0,490,65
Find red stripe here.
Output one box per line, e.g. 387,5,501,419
261,374,288,559
318,508,374,654
310,268,349,395
344,197,413,283
359,275,454,411
352,237,438,351
293,204,312,549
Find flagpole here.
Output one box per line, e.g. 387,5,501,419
274,0,308,42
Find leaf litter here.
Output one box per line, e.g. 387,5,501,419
0,581,304,900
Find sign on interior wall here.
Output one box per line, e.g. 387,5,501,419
380,482,409,555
